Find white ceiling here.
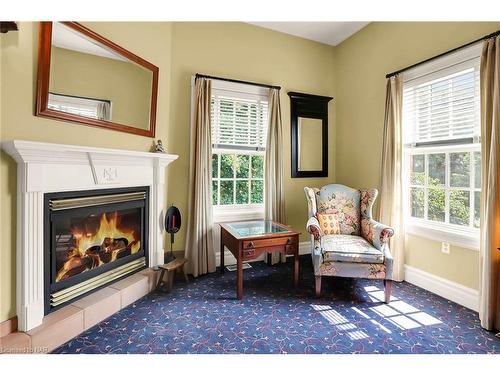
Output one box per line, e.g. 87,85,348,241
52,22,127,62
248,22,369,46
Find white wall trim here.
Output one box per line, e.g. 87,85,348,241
216,241,310,267
404,265,479,312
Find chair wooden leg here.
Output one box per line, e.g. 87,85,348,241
315,276,322,298
384,279,393,303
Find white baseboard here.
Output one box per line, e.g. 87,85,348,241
216,241,311,266
404,265,479,312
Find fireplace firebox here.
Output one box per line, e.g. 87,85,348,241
44,186,149,313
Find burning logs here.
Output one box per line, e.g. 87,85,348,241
55,237,137,282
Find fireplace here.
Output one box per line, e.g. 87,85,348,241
2,140,178,331
44,186,149,313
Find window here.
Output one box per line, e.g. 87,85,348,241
48,93,112,121
402,45,481,247
208,81,269,214
212,153,264,206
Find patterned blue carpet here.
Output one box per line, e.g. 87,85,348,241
52,255,499,354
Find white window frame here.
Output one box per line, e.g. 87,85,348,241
402,43,482,250
404,144,480,250
211,149,265,221
190,77,269,223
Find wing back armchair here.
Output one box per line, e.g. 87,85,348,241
304,184,395,302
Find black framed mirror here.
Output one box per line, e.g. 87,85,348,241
288,92,332,178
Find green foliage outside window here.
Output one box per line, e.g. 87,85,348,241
409,151,480,228
251,180,263,204
211,153,264,206
220,154,234,178
252,156,264,178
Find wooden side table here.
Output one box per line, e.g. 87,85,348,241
220,220,300,300
156,257,189,292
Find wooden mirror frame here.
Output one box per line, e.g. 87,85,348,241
288,92,332,178
36,22,159,138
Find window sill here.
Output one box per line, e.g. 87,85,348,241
213,205,264,223
406,221,479,251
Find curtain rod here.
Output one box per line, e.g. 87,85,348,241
195,73,281,90
386,29,500,79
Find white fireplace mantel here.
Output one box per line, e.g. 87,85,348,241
1,140,178,331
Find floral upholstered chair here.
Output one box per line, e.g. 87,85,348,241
304,184,395,303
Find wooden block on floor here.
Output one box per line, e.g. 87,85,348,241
139,268,160,292
26,305,84,353
110,273,149,308
0,332,32,354
71,287,121,330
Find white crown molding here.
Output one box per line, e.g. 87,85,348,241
1,140,178,331
404,265,479,312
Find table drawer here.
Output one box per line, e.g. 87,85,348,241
243,236,296,249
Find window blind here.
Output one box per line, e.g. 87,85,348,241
211,92,268,151
403,58,480,146
48,93,110,120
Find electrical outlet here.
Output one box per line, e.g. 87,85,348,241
441,242,450,254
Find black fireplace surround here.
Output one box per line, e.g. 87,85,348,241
44,186,149,314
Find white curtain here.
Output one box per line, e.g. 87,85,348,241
379,75,405,282
479,35,500,331
185,78,216,277
265,88,286,264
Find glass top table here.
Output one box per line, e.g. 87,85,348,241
224,220,291,238
219,220,300,299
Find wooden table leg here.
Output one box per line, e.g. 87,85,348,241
237,250,243,300
267,252,272,266
220,241,225,274
293,245,299,288
182,264,189,283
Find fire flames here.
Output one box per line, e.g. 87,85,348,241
55,212,140,282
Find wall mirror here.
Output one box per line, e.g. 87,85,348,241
36,22,159,137
288,92,332,178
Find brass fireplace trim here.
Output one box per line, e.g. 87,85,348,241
49,191,147,211
50,257,146,306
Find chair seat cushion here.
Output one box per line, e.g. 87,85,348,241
320,235,384,264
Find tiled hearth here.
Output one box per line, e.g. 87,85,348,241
0,268,159,353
